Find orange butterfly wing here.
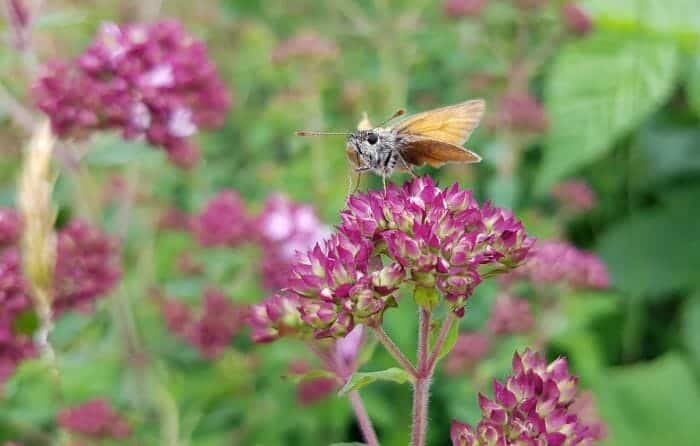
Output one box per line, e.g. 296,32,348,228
400,138,481,168
396,99,486,146
396,99,485,168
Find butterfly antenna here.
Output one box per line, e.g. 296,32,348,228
378,108,406,127
296,130,351,136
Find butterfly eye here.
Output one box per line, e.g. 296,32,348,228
367,132,378,145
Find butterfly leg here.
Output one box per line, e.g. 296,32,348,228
382,175,387,192
397,154,419,178
346,171,363,200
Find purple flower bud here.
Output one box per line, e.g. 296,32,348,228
56,398,131,439
495,93,548,134
452,349,606,446
451,420,478,446
192,189,249,248
53,220,122,315
561,3,593,36
248,291,305,343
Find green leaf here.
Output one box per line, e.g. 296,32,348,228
430,318,460,363
338,368,413,396
584,0,700,46
597,194,700,297
635,123,700,184
414,285,439,311
688,54,700,117
537,34,678,192
285,369,337,384
593,353,700,446
681,293,700,367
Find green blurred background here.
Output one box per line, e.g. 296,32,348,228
1,0,700,445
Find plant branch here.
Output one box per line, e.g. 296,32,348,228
426,313,455,374
369,324,418,377
410,307,432,446
348,390,380,446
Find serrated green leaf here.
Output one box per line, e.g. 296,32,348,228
338,368,413,396
538,34,677,192
597,195,700,297
593,353,700,446
414,285,439,311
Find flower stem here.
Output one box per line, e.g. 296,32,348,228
426,313,455,374
348,390,380,446
411,308,432,446
370,324,418,377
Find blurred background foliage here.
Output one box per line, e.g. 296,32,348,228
1,0,700,445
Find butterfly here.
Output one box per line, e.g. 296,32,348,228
297,99,485,188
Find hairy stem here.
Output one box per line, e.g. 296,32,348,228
426,313,455,374
370,324,418,377
348,390,380,446
411,308,432,446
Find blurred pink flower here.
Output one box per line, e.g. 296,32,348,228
444,0,486,18
495,93,548,134
445,332,492,375
160,288,246,358
192,189,249,248
0,248,36,384
157,207,193,232
53,220,122,315
57,398,131,439
503,240,610,290
34,19,231,168
551,179,597,215
254,194,331,291
562,3,593,36
0,208,22,247
271,31,339,64
487,294,534,335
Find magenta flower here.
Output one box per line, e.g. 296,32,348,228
445,332,491,375
250,177,533,340
34,19,231,168
443,0,486,18
451,350,606,446
56,398,131,439
254,194,331,291
160,288,245,358
562,3,593,36
503,240,609,290
53,220,122,315
487,294,534,336
551,180,597,215
192,189,249,248
495,93,549,134
0,248,36,384
0,208,22,247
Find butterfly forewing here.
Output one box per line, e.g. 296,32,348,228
396,99,485,146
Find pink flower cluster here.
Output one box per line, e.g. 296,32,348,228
551,180,597,216
254,194,331,291
451,350,606,446
160,288,246,358
56,398,131,440
192,189,249,248
0,249,36,383
53,220,122,315
503,240,609,290
34,19,231,168
0,215,120,383
250,177,534,341
494,93,549,134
